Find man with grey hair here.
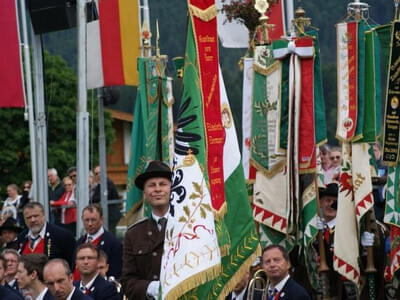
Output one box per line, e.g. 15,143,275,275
44,259,91,300
17,202,76,268
48,168,64,224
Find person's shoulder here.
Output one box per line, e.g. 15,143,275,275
47,223,75,239
43,289,55,300
0,285,24,300
127,217,150,231
284,277,310,299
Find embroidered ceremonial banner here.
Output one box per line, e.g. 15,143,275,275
385,226,400,281
299,173,319,289
259,223,295,251
336,22,358,141
384,165,400,280
160,14,221,299
382,21,400,166
251,45,285,176
87,0,140,89
333,143,360,285
253,168,288,234
309,30,327,145
242,58,256,182
298,37,316,173
194,68,261,299
352,20,366,142
0,0,25,107
358,28,380,143
190,0,226,216
126,57,173,212
351,143,373,224
384,166,400,226
316,147,325,188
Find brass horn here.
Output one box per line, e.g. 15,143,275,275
247,269,269,300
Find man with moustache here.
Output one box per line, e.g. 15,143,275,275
17,202,76,268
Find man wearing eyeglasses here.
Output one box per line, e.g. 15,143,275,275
73,243,119,300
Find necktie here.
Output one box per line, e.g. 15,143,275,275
87,235,93,243
29,235,40,249
268,288,278,300
158,217,167,232
80,286,89,295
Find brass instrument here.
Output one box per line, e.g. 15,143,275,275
247,269,269,300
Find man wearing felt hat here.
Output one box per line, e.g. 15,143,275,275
0,218,23,251
121,160,172,300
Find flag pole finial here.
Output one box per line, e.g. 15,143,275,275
254,0,274,45
156,19,160,58
347,1,369,21
141,20,152,57
292,6,311,36
395,0,400,20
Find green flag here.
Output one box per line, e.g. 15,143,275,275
126,57,173,212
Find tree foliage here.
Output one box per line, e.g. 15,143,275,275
0,52,114,198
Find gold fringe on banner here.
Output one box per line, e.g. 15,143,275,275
165,263,221,300
189,4,217,22
217,245,261,300
253,60,280,77
213,202,227,221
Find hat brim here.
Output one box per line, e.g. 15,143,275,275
135,170,172,190
0,225,23,234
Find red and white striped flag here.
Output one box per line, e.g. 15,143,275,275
0,0,25,107
87,0,141,89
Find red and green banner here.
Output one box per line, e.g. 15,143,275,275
0,0,25,107
336,21,358,141
190,0,226,216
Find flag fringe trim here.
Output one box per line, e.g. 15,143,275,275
164,263,221,300
213,202,227,221
355,193,374,217
217,244,262,300
249,157,286,179
189,4,217,22
333,255,360,285
253,61,280,77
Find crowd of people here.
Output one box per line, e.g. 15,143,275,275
0,143,392,299
2,165,121,237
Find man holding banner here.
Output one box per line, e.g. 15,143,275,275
120,161,172,300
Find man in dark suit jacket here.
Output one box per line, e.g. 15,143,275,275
16,254,54,300
91,165,121,232
17,202,76,268
262,245,310,300
44,258,92,300
121,160,172,300
0,285,24,300
73,243,119,300
75,204,122,279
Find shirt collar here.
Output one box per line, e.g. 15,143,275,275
7,278,16,287
269,274,290,294
87,227,104,241
327,217,336,229
36,287,48,300
66,287,76,300
80,273,99,291
28,223,47,240
152,211,169,230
